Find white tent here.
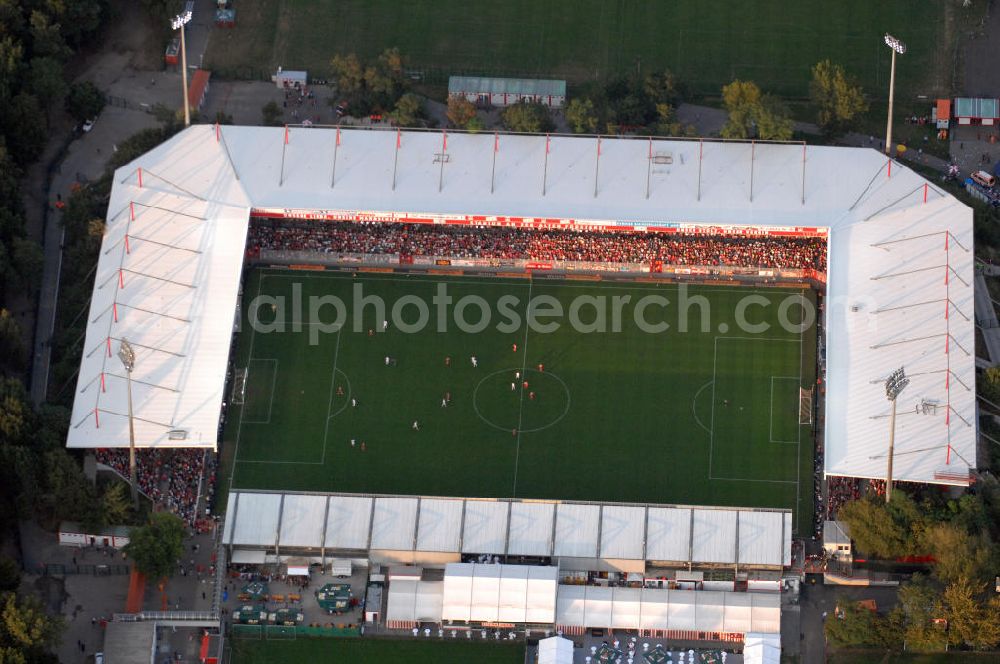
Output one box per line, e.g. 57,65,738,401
386,579,443,624
744,632,781,664
441,563,557,624
537,635,574,664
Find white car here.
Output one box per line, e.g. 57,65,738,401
82,119,95,133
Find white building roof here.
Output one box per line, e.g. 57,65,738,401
600,505,646,560
461,500,510,554
386,579,444,624
370,497,419,551
554,586,780,634
507,501,555,556
691,509,738,564
537,636,574,664
224,492,280,547
416,498,464,553
745,632,782,664
325,496,373,550
225,491,791,567
278,494,327,549
553,504,600,558
441,562,558,624
73,125,974,484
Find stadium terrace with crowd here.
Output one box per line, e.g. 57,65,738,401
95,448,216,531
247,220,828,272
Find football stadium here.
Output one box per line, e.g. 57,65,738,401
67,126,975,661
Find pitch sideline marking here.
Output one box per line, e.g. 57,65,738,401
241,358,279,425
769,375,801,444
229,274,263,490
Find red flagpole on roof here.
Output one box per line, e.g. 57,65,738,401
491,132,499,194
392,128,401,191
438,130,447,192
542,134,550,196
331,126,341,188
279,125,289,186
137,167,143,188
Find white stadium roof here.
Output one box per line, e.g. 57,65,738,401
223,491,791,567
70,125,976,486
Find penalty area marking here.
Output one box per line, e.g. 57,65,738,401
241,358,278,425
692,380,714,435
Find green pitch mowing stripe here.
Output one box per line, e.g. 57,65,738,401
225,269,815,532
231,638,524,664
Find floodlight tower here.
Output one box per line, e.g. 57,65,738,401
883,367,909,503
117,339,139,510
883,34,906,156
171,10,193,127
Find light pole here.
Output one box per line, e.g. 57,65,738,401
117,338,139,510
883,33,906,156
883,367,909,503
171,10,193,127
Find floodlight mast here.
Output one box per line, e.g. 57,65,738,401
171,11,193,127
117,339,139,510
883,367,909,503
883,33,906,156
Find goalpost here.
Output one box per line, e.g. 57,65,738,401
231,368,248,405
799,387,814,425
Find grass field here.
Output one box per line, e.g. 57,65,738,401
224,269,816,532
204,0,953,98
828,652,1000,664
231,638,523,664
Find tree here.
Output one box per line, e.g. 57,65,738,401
65,81,105,123
446,95,477,129
897,575,948,652
0,558,18,594
824,599,899,648
10,237,42,294
837,494,917,558
501,101,554,133
27,57,66,111
6,93,47,165
654,103,683,136
101,482,131,525
566,98,598,134
330,53,364,96
941,576,1000,648
364,47,404,97
920,522,994,585
124,513,185,580
643,69,683,107
390,93,423,127
0,378,29,445
261,101,283,127
810,59,868,137
0,310,24,373
0,592,62,651
720,79,793,141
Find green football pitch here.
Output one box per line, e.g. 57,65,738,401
205,0,952,98
224,269,816,533
231,638,523,664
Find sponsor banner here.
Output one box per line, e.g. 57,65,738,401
250,208,829,238
525,262,553,270
435,259,452,266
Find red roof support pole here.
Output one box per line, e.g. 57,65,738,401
887,159,892,178
138,167,143,188
129,201,135,221
113,302,118,322
101,372,106,392
106,337,112,357
124,234,130,254
119,269,124,288
924,183,928,203
216,122,221,142
94,408,100,428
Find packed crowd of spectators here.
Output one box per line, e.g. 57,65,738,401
826,476,863,520
95,448,213,526
248,220,828,271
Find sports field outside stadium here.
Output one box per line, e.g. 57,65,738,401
231,637,523,664
205,0,951,98
223,269,817,533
